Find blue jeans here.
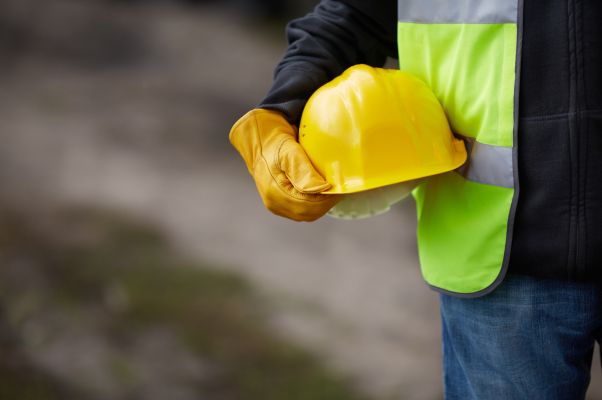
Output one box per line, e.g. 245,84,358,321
440,274,602,400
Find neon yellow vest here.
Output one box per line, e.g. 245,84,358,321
398,0,523,296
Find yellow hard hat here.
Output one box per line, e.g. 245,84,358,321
299,64,467,194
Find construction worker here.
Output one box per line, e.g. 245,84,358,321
229,1,602,399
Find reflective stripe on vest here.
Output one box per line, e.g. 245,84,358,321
398,0,523,296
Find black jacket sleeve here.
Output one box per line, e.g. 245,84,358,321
258,1,397,124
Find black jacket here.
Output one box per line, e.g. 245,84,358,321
259,0,602,282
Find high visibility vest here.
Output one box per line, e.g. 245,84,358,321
398,0,523,296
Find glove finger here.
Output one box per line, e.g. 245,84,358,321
278,138,332,194
263,179,340,222
256,161,340,221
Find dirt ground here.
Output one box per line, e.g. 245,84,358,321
1,2,601,399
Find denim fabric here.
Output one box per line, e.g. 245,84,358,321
440,275,602,400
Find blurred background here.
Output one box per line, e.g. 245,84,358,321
0,1,600,399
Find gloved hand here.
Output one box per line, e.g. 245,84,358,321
229,109,340,221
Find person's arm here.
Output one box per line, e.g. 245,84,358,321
260,0,398,124
230,1,397,221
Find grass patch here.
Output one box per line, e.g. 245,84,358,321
0,362,69,400
0,207,368,400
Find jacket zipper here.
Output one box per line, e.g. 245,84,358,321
567,0,584,278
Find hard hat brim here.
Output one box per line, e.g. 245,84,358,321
319,141,467,194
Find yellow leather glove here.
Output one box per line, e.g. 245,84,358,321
229,109,340,222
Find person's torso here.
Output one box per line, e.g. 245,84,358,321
396,0,602,294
